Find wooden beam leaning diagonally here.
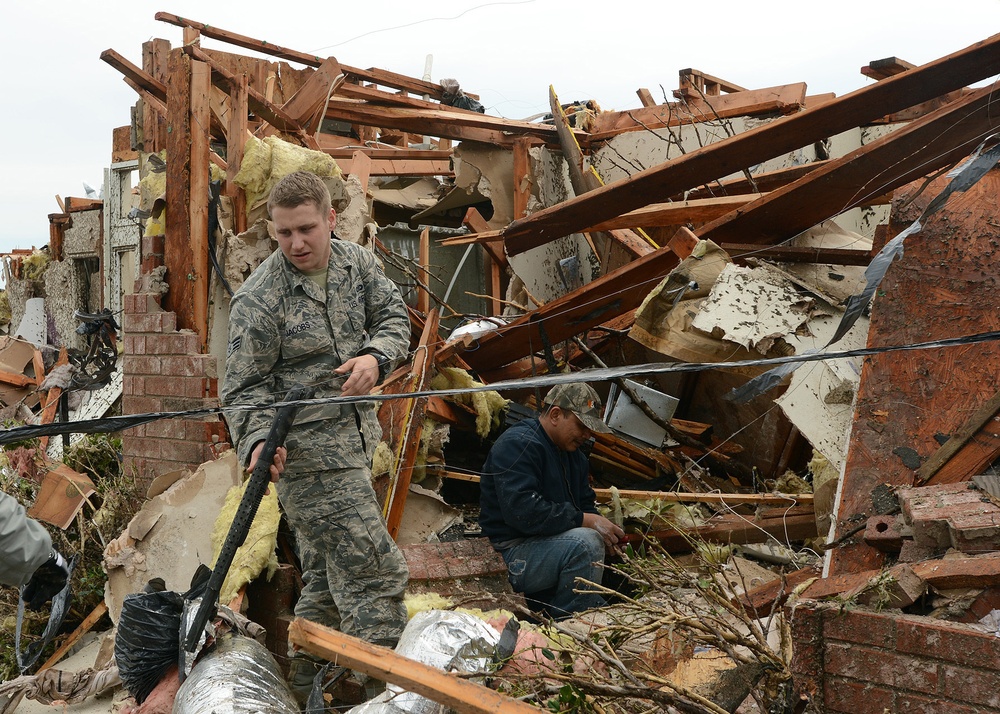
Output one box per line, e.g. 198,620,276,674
279,56,343,127
181,44,320,149
502,31,1000,256
697,82,1000,246
100,49,168,102
456,247,683,374
287,618,539,714
154,11,447,100
384,309,440,541
322,99,571,148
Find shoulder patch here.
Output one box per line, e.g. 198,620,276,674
227,335,242,356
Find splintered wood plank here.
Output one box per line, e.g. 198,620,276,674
698,82,1000,246
287,618,539,714
925,416,1000,485
504,33,1000,255
182,44,320,149
155,12,448,100
384,310,439,541
827,168,1000,575
456,247,682,373
589,82,806,140
281,57,343,127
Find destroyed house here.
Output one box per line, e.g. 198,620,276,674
3,14,1000,714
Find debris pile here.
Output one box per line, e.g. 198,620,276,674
4,12,1000,714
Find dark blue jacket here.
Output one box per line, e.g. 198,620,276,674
479,417,598,547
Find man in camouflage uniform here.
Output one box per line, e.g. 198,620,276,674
221,171,410,701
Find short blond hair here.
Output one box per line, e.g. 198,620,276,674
267,171,332,216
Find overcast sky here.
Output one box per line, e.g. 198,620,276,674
2,0,999,258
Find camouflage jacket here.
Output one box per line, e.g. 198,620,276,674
221,238,409,472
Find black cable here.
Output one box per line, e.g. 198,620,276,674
4,328,1000,446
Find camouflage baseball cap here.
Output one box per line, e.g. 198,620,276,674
543,383,612,434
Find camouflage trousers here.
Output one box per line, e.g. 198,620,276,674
277,467,408,647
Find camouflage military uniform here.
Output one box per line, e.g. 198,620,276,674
221,237,410,647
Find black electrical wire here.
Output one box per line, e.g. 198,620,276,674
3,328,1000,446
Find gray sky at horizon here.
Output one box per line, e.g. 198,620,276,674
2,0,999,259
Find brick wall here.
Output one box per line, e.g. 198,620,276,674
122,292,228,485
789,601,1000,713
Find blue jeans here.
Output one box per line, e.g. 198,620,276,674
500,528,607,618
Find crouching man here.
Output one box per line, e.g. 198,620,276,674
479,383,624,619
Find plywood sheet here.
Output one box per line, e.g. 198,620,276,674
828,169,1000,575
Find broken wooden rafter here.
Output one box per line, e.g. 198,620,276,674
323,99,572,148
181,44,320,150
155,11,449,100
100,49,168,102
588,82,807,142
698,80,1000,246
288,618,538,714
456,246,682,373
720,244,873,266
384,310,440,541
503,32,1000,255
337,82,483,116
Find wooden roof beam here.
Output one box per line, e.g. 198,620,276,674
502,31,1000,256
323,99,568,148
101,49,167,102
697,81,1000,246
589,82,806,141
155,11,447,100
181,44,320,150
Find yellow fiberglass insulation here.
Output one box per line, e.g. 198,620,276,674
233,135,343,212
22,250,51,281
371,440,394,480
210,480,281,605
429,368,507,438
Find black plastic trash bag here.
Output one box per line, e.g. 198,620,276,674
114,589,185,704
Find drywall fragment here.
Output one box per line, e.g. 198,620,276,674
692,263,813,354
103,452,243,623
15,297,46,347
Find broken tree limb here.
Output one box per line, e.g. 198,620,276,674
287,617,539,714
502,32,1000,255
